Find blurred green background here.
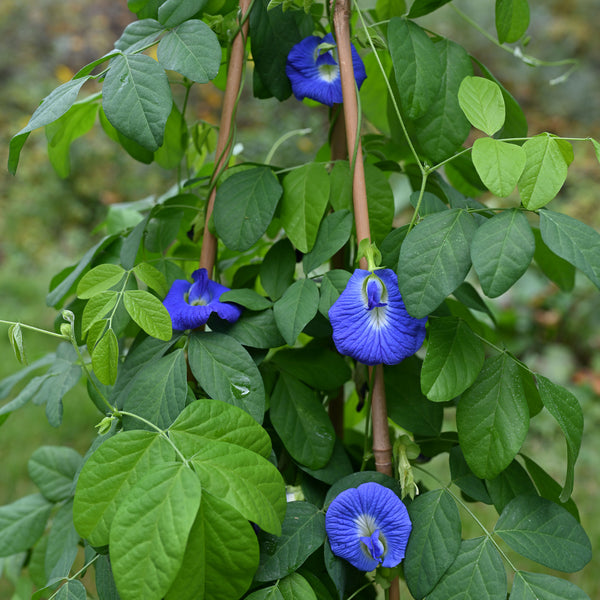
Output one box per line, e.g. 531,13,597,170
0,0,598,597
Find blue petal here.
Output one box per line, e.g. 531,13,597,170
325,482,412,571
163,279,212,330
188,268,210,303
329,269,427,365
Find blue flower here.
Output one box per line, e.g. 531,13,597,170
163,268,242,331
325,482,412,571
286,33,367,106
328,269,427,366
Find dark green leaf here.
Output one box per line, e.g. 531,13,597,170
260,238,296,301
208,308,286,349
114,18,164,53
328,160,352,212
273,279,320,346
158,0,206,27
408,0,453,18
299,438,354,485
511,570,590,600
28,446,82,503
95,554,122,600
99,107,154,164
410,191,448,217
318,269,352,318
0,494,52,557
495,0,530,44
45,499,79,580
302,210,352,274
449,445,493,504
485,459,537,513
153,103,187,169
366,163,395,244
532,227,575,291
220,289,272,311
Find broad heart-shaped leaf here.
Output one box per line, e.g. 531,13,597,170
270,372,336,470
495,495,591,572
190,441,286,535
426,537,506,600
388,18,442,119
458,76,505,136
166,491,259,600
255,501,326,582
471,209,535,297
273,278,320,346
532,227,575,291
157,19,220,83
0,494,52,557
511,571,591,600
168,398,272,459
518,134,570,210
260,238,296,301
188,332,265,423
485,459,537,514
77,263,126,299
457,353,529,479
495,0,530,44
539,209,600,289
472,137,526,198
280,163,330,253
114,18,164,53
408,0,453,17
110,463,201,600
27,446,82,503
158,0,205,27
73,430,175,547
414,38,473,163
536,375,583,502
421,317,485,403
122,349,188,431
123,289,173,341
102,53,172,151
302,210,352,274
214,166,283,252
8,77,90,174
398,209,478,318
404,489,462,599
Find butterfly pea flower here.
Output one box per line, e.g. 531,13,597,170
285,32,367,107
328,268,427,366
162,268,242,331
326,482,412,571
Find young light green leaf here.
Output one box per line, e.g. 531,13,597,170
188,332,265,423
457,353,529,479
157,19,221,82
103,53,172,151
421,317,485,403
92,329,119,386
158,0,205,28
110,463,201,600
28,446,82,503
404,489,462,599
0,494,52,557
518,134,570,210
511,570,590,600
458,76,506,136
133,263,168,297
273,278,320,346
539,209,600,289
302,210,352,274
472,137,526,197
254,501,326,582
398,209,477,318
495,0,530,44
77,264,126,299
485,459,537,514
536,375,583,502
260,238,296,301
214,167,283,252
388,18,443,119
8,323,26,365
471,209,535,297
123,290,173,341
495,495,591,572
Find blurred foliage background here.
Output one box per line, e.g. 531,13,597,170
0,0,598,597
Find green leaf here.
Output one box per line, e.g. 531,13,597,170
472,138,526,197
46,102,99,178
421,317,485,403
103,53,172,151
154,103,187,169
255,502,326,581
190,442,286,535
73,430,175,546
518,134,570,210
123,290,172,340
536,375,583,502
82,292,118,334
270,373,335,470
281,163,330,253
450,445,493,504
188,332,265,423
485,459,537,514
273,279,320,346
122,349,188,430
318,269,352,318
99,106,154,164
95,555,121,600
539,209,600,289
407,0,453,18
0,494,52,557
8,323,26,365
388,18,442,119
457,353,529,479
157,19,220,82
532,227,575,291
495,0,530,44
28,446,82,503
92,328,120,386
511,571,590,600
9,77,90,174
471,209,535,297
158,0,206,28
133,262,168,297
404,489,462,599
495,495,591,572
427,537,506,600
302,210,352,274
208,308,286,349
260,238,296,301
299,438,353,485
55,580,87,600
110,463,201,600
77,264,126,299
114,18,164,53
279,573,318,599
45,499,80,580
366,163,395,244
220,289,272,311
458,76,506,136
398,209,477,318
414,39,473,163
328,160,352,212
214,167,283,252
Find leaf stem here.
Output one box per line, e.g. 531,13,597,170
0,319,67,340
265,128,312,165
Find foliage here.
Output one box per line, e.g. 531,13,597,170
1,0,598,599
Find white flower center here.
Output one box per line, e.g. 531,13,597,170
318,62,339,82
